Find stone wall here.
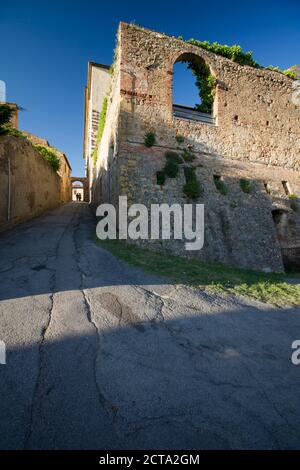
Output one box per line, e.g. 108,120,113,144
23,132,72,204
91,23,300,272
0,135,61,231
118,23,300,171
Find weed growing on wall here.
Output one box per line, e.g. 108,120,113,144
214,175,228,195
182,147,196,162
183,167,202,200
175,134,185,144
0,104,14,127
240,178,252,194
34,145,61,171
144,131,156,147
93,96,108,166
183,38,299,79
289,194,298,212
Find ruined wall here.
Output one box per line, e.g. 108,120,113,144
0,136,61,231
92,23,300,272
118,23,300,170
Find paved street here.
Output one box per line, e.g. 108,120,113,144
0,202,299,449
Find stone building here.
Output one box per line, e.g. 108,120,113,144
83,62,111,202
84,22,300,272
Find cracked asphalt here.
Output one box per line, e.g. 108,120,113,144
0,202,300,450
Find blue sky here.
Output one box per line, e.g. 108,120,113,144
1,0,299,176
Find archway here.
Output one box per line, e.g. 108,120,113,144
72,181,84,202
70,177,88,202
172,52,216,124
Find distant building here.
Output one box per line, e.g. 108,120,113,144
83,62,111,202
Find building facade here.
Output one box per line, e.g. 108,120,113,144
84,23,300,272
83,62,111,202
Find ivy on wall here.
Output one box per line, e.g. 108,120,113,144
176,38,299,113
93,96,108,166
180,37,300,79
34,145,61,171
0,105,61,171
187,61,216,114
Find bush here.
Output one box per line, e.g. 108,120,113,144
175,134,185,144
156,171,166,185
183,167,202,200
181,37,299,81
165,150,183,164
0,104,14,126
164,159,179,178
34,145,61,171
240,178,252,193
182,147,196,162
144,131,156,147
289,194,298,212
187,39,259,67
183,178,202,200
0,123,24,137
214,175,228,195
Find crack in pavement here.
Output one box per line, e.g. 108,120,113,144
73,205,121,431
23,208,79,449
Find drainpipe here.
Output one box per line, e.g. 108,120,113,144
7,155,11,221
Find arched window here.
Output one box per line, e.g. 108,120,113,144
172,53,216,124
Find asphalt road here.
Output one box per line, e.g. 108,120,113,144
0,202,299,450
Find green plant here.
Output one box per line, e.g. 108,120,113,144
289,194,298,212
240,178,252,193
180,36,299,80
0,123,25,138
187,61,216,114
156,171,166,185
165,150,183,164
164,159,179,178
214,175,228,195
144,131,156,147
175,134,185,144
268,65,300,80
187,39,259,67
182,147,196,162
183,167,202,199
34,145,61,171
93,97,108,165
0,104,14,126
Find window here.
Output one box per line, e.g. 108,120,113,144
172,53,216,125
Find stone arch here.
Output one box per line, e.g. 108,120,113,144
170,51,218,123
71,177,89,202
